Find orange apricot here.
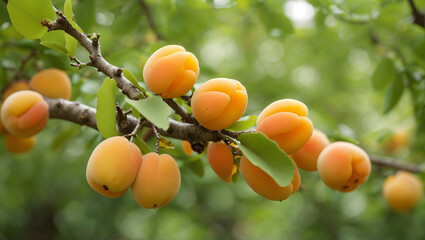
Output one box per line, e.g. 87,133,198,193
143,45,199,99
4,133,36,154
317,142,371,192
383,129,410,154
29,68,72,100
383,171,423,212
290,129,330,171
257,99,313,154
2,80,30,101
240,155,300,201
86,136,143,198
1,90,49,137
207,141,237,183
182,140,193,156
131,152,181,209
191,78,248,130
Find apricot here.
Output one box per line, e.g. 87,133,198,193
131,152,181,209
2,80,30,101
86,136,143,198
383,129,410,154
383,171,423,212
290,129,330,171
191,78,248,130
1,90,49,137
0,103,6,134
207,141,237,183
4,133,36,154
182,140,193,156
317,142,371,192
240,155,300,201
257,99,313,154
143,45,199,99
29,68,72,100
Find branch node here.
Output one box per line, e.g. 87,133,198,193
115,68,123,77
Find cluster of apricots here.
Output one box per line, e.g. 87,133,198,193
0,68,71,154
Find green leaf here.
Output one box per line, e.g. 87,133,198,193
226,115,257,131
258,2,294,39
123,68,146,94
7,0,56,39
238,132,294,187
133,136,151,154
40,41,68,55
96,77,118,138
125,96,172,130
383,73,404,114
64,0,78,56
371,58,395,90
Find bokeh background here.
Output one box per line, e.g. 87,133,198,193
0,0,424,239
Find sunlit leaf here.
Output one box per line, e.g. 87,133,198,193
123,68,147,94
96,77,118,138
126,96,172,130
226,115,257,131
64,0,78,56
40,41,68,55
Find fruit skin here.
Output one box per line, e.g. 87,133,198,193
2,80,30,101
143,45,199,99
383,171,423,212
1,90,49,137
4,133,36,154
182,140,193,156
131,153,181,209
383,129,410,154
317,142,371,192
240,155,301,201
290,129,330,171
207,141,237,183
256,99,313,154
0,103,6,134
86,136,143,198
191,78,248,130
29,68,72,100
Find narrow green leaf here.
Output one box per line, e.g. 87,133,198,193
238,132,294,187
226,115,257,131
40,41,68,55
123,68,146,94
383,73,404,114
133,136,151,154
7,0,56,39
371,58,395,90
125,96,172,130
96,77,118,138
64,0,78,56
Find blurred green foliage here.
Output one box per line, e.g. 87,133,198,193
0,0,424,239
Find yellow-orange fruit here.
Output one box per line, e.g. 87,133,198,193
383,129,410,154
29,68,72,100
240,155,301,201
131,153,181,209
257,99,313,154
317,142,371,192
383,171,423,212
290,129,330,171
4,133,36,154
191,78,248,130
207,141,237,183
1,90,49,137
0,103,6,133
86,136,143,198
182,140,193,156
2,81,30,101
143,45,199,99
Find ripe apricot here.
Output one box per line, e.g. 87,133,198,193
131,153,181,209
4,133,36,154
257,99,313,154
86,136,143,198
1,90,49,137
317,142,371,192
143,45,199,99
2,80,30,101
207,141,237,183
290,129,330,171
182,140,193,156
29,68,72,100
383,171,423,212
240,155,301,201
383,129,410,154
191,78,248,130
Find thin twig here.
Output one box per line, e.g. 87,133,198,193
370,155,424,173
164,98,197,124
407,0,425,29
152,126,161,153
124,118,145,142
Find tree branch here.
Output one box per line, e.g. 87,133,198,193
164,98,197,124
370,155,423,173
407,0,425,29
139,0,163,40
